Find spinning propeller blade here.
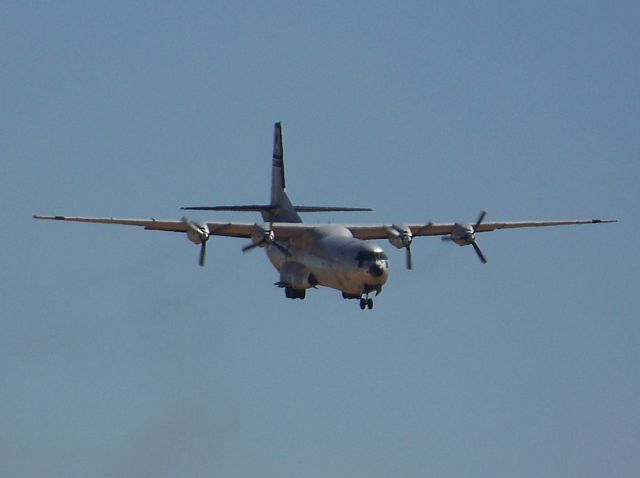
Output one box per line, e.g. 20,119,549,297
406,245,413,270
199,241,207,267
474,210,487,230
182,216,210,267
386,224,414,270
442,211,489,264
471,241,487,264
242,242,260,253
242,223,290,256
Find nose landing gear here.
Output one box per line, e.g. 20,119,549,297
342,289,378,311
284,286,306,299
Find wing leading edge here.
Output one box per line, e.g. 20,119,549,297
346,218,617,240
32,215,312,239
34,215,616,241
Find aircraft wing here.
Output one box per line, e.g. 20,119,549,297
346,218,617,240
32,215,311,239
34,215,616,240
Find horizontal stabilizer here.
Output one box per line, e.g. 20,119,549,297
181,205,373,213
295,206,372,212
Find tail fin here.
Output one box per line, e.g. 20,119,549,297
268,122,303,223
271,122,285,204
181,123,372,222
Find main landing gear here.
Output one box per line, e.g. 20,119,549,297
359,297,374,310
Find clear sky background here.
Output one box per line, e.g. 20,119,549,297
2,2,638,477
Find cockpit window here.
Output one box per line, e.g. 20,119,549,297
355,251,388,262
355,251,375,262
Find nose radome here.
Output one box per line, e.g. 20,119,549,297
369,264,384,277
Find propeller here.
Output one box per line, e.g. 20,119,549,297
442,210,488,264
386,224,413,270
474,210,487,231
182,217,210,267
470,241,487,264
242,223,290,256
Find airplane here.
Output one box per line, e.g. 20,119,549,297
34,122,616,310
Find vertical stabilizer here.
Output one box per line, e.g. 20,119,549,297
267,122,302,223
181,122,371,220
271,122,285,204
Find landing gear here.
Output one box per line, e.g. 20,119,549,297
343,291,375,310
285,286,306,300
359,297,374,310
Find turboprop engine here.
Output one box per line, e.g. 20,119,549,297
249,224,274,248
386,224,413,269
441,211,488,264
181,217,210,267
242,223,289,256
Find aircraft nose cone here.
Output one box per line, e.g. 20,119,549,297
369,264,385,278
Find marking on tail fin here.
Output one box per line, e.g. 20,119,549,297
273,122,285,189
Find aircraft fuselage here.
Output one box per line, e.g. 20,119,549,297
266,224,389,297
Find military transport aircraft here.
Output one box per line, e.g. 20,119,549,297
34,123,616,310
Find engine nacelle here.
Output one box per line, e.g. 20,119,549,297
280,262,318,289
250,224,275,248
387,224,412,249
186,222,209,245
448,223,474,247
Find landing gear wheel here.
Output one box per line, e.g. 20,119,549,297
359,297,373,310
285,286,306,300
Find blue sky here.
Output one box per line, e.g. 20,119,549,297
2,2,638,477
